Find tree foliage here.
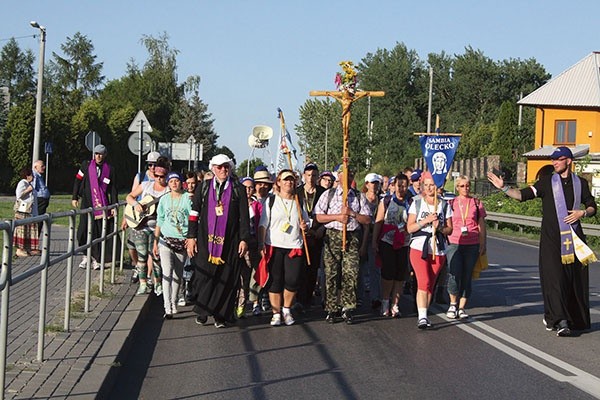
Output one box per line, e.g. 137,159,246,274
296,43,550,176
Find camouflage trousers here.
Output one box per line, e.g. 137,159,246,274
322,229,361,312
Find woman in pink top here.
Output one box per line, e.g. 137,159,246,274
445,175,487,320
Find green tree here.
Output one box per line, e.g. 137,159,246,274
47,32,104,110
0,38,35,105
237,158,265,178
6,98,35,185
171,75,218,158
491,100,518,162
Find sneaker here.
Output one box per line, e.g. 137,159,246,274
195,315,208,325
342,310,353,325
154,283,163,296
417,318,431,329
326,311,337,324
78,257,88,269
171,304,178,315
92,259,101,270
458,309,469,320
214,320,226,329
261,296,271,312
130,269,139,284
391,304,401,318
446,305,457,319
136,283,148,296
556,320,571,337
381,299,390,317
283,312,295,326
236,306,245,319
177,297,186,307
270,313,282,326
252,303,261,316
163,313,173,320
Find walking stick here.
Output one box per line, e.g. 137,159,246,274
278,108,311,265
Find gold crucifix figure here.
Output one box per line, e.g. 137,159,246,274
310,61,384,249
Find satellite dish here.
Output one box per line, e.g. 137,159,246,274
248,134,267,149
252,125,273,141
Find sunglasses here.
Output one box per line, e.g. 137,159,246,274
215,164,231,170
155,174,166,179
148,163,156,168
457,184,470,188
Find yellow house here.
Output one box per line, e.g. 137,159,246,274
518,52,600,196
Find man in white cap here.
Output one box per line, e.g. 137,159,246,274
72,144,118,270
187,154,250,328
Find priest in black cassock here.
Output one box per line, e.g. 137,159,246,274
488,146,597,337
186,154,250,328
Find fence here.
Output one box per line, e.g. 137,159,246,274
486,212,600,237
0,202,127,400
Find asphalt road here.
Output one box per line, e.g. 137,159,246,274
108,236,600,400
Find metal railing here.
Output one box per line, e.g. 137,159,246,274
486,211,600,237
0,201,127,400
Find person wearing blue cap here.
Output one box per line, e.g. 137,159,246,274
152,172,193,318
487,146,597,337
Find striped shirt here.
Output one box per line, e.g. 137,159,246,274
314,187,371,231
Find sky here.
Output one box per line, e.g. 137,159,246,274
3,1,600,170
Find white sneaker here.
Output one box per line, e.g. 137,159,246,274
446,305,457,319
391,304,401,318
92,259,101,270
283,312,295,326
171,304,178,315
177,297,186,307
78,257,88,269
270,313,282,326
154,283,163,296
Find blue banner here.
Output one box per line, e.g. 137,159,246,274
419,135,461,188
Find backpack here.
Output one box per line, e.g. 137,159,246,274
321,187,361,214
448,197,481,222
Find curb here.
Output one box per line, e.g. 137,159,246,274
69,292,153,399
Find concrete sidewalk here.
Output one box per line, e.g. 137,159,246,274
2,224,151,399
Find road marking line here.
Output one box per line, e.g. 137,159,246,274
501,267,518,272
435,311,600,398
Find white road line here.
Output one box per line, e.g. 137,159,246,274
435,311,600,398
501,267,518,272
491,235,540,249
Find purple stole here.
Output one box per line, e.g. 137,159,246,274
88,161,111,219
551,173,581,265
207,178,232,265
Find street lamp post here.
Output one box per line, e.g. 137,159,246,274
30,21,46,167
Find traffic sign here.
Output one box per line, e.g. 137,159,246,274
44,141,53,154
128,110,153,133
85,131,101,151
128,132,153,155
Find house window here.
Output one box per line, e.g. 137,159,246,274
554,120,576,144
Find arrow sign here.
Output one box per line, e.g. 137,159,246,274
128,110,153,133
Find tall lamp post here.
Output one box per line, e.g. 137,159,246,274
30,21,46,166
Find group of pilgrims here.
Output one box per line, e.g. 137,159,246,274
72,143,596,338
118,150,491,331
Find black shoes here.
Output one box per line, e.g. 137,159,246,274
195,315,208,325
326,311,338,324
342,310,353,325
556,320,571,337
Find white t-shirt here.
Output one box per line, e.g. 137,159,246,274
408,196,452,256
259,195,309,249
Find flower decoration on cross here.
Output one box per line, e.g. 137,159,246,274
334,60,358,93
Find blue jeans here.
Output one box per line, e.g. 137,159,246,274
446,243,480,299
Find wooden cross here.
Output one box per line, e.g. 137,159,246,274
310,85,384,249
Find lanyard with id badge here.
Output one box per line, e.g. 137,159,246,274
279,197,294,234
215,182,225,216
